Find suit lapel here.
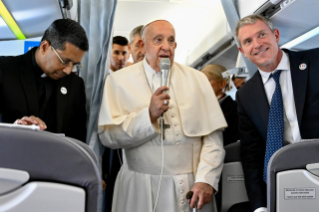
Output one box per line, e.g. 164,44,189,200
56,77,69,132
19,52,40,117
251,71,270,132
286,50,308,127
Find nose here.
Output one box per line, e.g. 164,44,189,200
63,66,73,75
253,39,262,49
161,40,170,51
119,54,125,61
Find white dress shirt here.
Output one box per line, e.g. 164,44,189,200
254,51,302,212
259,51,301,144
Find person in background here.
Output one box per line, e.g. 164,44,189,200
110,36,130,72
0,19,88,142
128,25,145,63
202,64,239,146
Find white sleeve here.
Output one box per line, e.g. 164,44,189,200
254,207,267,212
98,107,159,149
195,130,225,192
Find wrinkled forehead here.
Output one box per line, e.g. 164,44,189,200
142,20,175,39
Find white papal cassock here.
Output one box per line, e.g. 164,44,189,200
98,59,227,212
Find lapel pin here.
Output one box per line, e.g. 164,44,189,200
299,63,307,70
61,87,67,95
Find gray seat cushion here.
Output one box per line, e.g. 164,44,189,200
0,126,102,212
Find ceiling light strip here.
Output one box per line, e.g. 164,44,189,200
280,26,319,49
0,0,26,39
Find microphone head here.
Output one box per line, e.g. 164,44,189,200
160,58,170,71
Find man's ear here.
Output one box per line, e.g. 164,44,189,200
274,28,280,43
138,39,146,54
238,46,246,58
39,40,50,54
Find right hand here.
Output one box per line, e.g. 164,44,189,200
14,115,47,130
149,86,170,123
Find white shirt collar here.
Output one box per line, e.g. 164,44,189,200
258,50,290,84
143,58,161,82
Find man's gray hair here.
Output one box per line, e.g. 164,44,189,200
235,14,274,46
129,25,144,44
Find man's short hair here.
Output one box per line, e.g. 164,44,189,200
41,19,89,51
113,36,129,46
235,14,274,46
129,25,144,44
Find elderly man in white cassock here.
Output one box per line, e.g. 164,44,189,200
98,19,227,212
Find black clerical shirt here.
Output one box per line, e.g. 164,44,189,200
31,47,57,132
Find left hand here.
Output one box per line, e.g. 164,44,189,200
188,182,214,209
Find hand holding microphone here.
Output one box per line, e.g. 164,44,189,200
149,58,171,123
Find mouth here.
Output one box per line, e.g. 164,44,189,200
56,73,65,79
159,54,170,58
255,47,269,55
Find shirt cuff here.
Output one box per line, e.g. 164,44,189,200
254,207,267,212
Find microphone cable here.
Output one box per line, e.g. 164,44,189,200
152,114,165,212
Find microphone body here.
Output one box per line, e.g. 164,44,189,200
160,58,171,88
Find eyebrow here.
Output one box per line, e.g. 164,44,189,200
242,30,267,43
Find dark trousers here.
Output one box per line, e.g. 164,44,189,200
227,201,251,212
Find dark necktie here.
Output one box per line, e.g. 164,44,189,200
263,70,284,182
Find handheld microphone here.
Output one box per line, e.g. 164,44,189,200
160,58,170,88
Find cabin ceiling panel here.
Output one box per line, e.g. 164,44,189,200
0,17,16,40
271,0,319,49
291,34,319,51
1,0,63,39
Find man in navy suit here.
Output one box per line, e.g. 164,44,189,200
233,15,319,212
0,19,88,142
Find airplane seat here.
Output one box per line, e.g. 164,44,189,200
220,141,248,212
267,139,319,212
0,125,102,212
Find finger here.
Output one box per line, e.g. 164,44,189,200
34,117,47,130
190,192,199,208
158,93,171,100
197,195,204,210
22,116,38,125
16,119,29,125
153,86,169,95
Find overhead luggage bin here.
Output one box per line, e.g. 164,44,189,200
0,0,77,41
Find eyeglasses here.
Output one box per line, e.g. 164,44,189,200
51,46,82,69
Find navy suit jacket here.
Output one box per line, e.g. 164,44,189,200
236,48,319,211
0,49,87,142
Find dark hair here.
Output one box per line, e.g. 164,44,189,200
41,19,89,51
112,36,128,46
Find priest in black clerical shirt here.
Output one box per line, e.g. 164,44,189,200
0,19,88,142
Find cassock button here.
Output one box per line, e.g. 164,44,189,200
180,199,185,204
180,190,184,194
61,87,67,95
179,180,183,184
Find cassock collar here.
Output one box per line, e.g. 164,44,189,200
31,47,47,78
258,50,290,84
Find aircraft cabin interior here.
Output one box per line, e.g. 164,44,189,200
0,0,319,212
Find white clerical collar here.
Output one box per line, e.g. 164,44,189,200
41,73,47,78
258,50,290,84
143,58,161,84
